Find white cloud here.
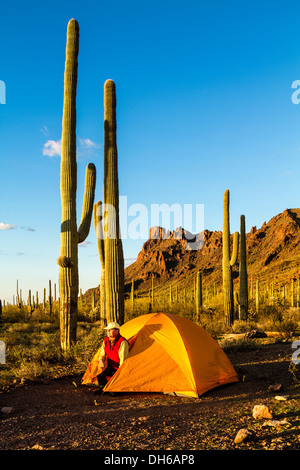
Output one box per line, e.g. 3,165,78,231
79,240,92,247
0,223,36,232
0,223,16,230
43,139,62,157
43,137,100,159
20,226,35,232
77,138,101,160
79,138,99,150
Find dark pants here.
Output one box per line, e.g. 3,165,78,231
97,364,117,387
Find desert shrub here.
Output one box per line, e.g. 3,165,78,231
231,320,257,333
219,336,261,353
289,360,300,385
199,317,225,340
1,305,27,323
0,320,104,388
273,309,299,339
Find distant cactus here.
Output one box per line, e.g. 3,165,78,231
151,277,154,306
91,290,95,310
169,285,173,304
222,189,239,326
58,19,96,351
94,79,124,325
256,279,260,312
291,278,295,307
48,280,52,316
131,279,135,312
27,290,33,315
196,271,203,319
239,214,248,320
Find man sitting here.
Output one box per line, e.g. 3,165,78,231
95,322,129,395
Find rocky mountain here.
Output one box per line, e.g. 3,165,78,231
123,208,300,296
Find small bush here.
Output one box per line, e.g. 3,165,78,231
220,336,261,353
231,320,257,333
0,320,103,389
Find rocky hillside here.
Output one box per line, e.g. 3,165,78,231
123,208,300,296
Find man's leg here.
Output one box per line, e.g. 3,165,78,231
94,365,116,395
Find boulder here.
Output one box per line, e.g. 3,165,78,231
253,405,273,420
262,419,290,427
268,383,283,392
234,428,256,444
1,407,15,414
245,330,267,339
275,395,288,401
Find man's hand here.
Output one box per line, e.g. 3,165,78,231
99,357,106,368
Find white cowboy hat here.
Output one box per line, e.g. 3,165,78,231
104,322,120,330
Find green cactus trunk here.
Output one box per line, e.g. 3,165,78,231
58,19,96,351
101,79,124,325
222,189,239,327
94,200,106,327
239,214,248,321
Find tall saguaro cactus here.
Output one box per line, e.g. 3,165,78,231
222,189,239,327
57,19,96,351
239,214,248,320
94,79,124,326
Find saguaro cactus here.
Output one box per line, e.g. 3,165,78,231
57,19,96,351
239,214,248,320
94,79,124,325
222,189,239,327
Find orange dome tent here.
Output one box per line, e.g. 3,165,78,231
82,312,238,398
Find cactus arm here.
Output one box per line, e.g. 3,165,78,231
77,163,96,244
230,231,239,266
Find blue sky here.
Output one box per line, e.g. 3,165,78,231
1,0,300,303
